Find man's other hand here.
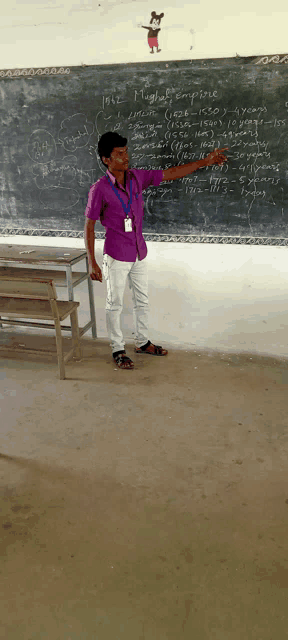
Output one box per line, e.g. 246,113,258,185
89,263,102,282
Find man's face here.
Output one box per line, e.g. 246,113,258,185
104,146,129,173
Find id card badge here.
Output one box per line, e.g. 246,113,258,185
124,217,133,232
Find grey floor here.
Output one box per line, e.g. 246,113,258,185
1,331,288,639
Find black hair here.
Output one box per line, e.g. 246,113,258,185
97,131,127,167
150,11,164,24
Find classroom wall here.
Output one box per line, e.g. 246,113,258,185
1,0,286,67
1,0,288,358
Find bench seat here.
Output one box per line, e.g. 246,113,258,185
0,266,87,288
0,275,82,379
0,297,79,321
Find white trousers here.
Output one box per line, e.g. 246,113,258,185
102,254,149,354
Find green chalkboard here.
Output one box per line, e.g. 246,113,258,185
1,55,288,243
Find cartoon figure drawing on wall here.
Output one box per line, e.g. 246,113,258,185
141,12,164,53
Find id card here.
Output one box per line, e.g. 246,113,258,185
124,218,133,232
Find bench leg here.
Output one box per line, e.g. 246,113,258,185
54,317,65,380
70,309,82,359
65,266,74,337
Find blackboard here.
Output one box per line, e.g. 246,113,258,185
1,55,288,244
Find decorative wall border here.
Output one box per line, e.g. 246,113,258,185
1,227,288,246
1,54,288,79
254,54,288,64
0,67,71,79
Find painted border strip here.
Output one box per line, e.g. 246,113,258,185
254,54,288,64
1,227,288,246
0,67,71,79
1,54,288,79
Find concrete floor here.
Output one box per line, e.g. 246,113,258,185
1,331,288,639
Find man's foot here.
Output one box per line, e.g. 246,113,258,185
157,48,161,53
113,350,134,369
135,340,168,356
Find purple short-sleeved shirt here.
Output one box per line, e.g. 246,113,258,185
84,168,163,261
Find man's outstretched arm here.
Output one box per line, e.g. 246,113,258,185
162,148,228,182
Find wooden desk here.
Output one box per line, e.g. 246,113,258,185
0,244,97,338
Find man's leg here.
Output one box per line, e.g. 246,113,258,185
128,257,150,349
103,255,131,355
128,257,168,356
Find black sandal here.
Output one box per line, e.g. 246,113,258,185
113,351,134,369
135,340,168,356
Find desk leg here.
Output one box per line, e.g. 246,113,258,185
86,256,97,338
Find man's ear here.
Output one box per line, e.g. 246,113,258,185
159,12,164,18
102,156,108,166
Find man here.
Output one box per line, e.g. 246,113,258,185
84,131,228,370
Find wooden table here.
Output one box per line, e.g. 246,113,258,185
0,244,97,338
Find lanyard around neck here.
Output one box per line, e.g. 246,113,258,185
106,174,133,218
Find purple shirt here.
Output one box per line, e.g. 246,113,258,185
84,168,163,261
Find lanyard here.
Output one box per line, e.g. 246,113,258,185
106,174,133,218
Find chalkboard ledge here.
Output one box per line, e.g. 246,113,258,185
1,227,288,246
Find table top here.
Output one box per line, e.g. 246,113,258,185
0,244,87,266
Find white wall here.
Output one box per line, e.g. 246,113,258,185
2,235,288,358
1,0,287,67
1,0,288,358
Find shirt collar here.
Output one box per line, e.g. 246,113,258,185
106,169,116,185
106,169,129,189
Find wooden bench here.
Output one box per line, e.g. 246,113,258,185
0,265,95,338
0,275,82,380
0,265,88,288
